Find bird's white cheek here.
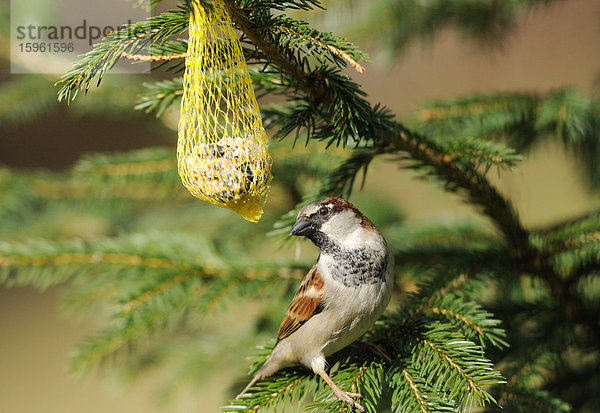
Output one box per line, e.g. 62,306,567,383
321,211,360,241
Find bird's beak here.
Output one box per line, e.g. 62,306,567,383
290,218,316,237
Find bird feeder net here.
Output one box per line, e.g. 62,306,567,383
177,0,272,222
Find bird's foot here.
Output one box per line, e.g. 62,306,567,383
331,386,365,412
354,340,392,363
318,370,365,412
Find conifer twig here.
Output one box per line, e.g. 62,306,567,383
122,52,187,61
401,368,428,413
0,252,189,270
424,306,485,337
223,1,319,95
274,25,365,73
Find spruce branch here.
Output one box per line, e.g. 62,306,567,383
0,233,215,289
535,209,600,252
415,90,600,189
507,347,560,388
135,78,184,117
397,367,428,413
121,51,186,62
137,38,189,72
30,178,186,201
0,169,34,233
70,272,280,372
422,295,508,349
347,0,569,55
440,138,522,173
270,16,368,73
0,76,59,124
224,360,316,413
239,0,324,13
56,8,189,102
73,147,178,182
0,231,306,372
412,324,502,409
69,269,204,371
223,1,316,94
370,312,505,412
386,127,530,254
389,363,458,412
491,386,572,413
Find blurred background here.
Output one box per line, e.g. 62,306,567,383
1,0,600,412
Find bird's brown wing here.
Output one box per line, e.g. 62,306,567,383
277,263,326,341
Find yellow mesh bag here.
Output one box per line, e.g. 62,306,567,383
177,0,272,222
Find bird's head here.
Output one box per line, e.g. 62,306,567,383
290,197,378,249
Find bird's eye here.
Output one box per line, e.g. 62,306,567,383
319,206,329,216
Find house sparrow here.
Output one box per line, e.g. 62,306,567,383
239,197,395,412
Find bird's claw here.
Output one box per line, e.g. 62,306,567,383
332,387,365,412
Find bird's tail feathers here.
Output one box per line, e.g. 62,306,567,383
237,372,264,399
237,352,284,398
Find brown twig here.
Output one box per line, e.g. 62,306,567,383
121,52,187,61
